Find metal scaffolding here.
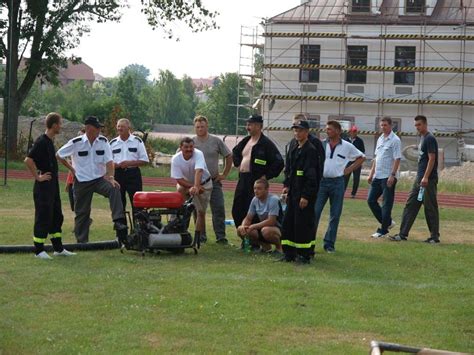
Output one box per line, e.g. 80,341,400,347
261,1,474,137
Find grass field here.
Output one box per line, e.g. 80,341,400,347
0,179,473,353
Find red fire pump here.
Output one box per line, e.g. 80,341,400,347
120,191,199,255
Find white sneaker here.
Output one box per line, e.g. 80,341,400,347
53,249,76,257
35,251,52,260
389,221,396,230
371,232,387,239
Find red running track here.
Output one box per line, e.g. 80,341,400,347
3,169,474,209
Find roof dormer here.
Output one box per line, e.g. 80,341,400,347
349,0,383,15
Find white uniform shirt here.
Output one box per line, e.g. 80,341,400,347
374,131,402,179
171,149,211,184
110,134,149,165
57,134,113,182
322,139,365,178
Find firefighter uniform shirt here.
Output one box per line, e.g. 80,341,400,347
57,134,113,182
28,134,58,176
110,134,149,165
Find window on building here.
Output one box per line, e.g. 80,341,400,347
352,0,371,13
406,0,425,13
300,45,320,83
346,46,368,84
394,46,416,85
305,114,321,129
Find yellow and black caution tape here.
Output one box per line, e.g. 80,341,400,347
262,32,474,41
263,63,474,73
266,126,459,138
261,94,474,106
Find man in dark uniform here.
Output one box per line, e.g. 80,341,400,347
232,115,284,240
287,113,325,177
344,126,365,198
280,120,321,264
24,112,75,259
110,118,149,213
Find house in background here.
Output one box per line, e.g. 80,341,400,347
58,60,96,87
262,0,474,163
192,76,218,103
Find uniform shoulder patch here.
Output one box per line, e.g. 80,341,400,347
110,138,118,145
98,136,108,142
72,137,82,143
134,136,143,143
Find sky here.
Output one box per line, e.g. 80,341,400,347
71,0,300,80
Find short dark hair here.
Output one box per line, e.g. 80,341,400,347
254,178,269,190
326,120,342,131
414,115,427,124
380,117,392,125
180,137,194,146
45,112,62,129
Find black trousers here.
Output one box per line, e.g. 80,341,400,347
344,163,361,196
282,195,316,260
114,168,143,212
33,178,64,239
400,179,440,239
232,173,256,228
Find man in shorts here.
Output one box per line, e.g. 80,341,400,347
171,137,213,244
237,179,283,255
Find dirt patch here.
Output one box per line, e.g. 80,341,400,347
144,333,163,349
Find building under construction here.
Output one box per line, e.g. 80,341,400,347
254,0,474,162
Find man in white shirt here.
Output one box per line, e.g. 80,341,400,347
57,116,127,243
367,117,402,238
314,120,365,253
110,118,149,212
171,137,213,244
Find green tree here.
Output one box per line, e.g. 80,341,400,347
0,0,218,153
115,68,149,128
197,73,249,135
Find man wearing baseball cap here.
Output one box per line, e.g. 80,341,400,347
280,120,321,263
232,114,284,250
57,116,128,243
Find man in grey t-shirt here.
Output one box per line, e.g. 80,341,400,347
193,115,233,244
237,179,283,254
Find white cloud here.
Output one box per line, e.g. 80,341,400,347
72,0,299,79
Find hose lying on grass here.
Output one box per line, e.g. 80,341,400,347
0,240,120,253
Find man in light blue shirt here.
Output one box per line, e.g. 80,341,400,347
367,117,402,238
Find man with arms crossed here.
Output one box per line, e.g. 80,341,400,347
390,115,440,243
171,137,213,244
237,179,283,255
367,117,401,238
110,118,149,213
193,115,232,244
25,112,75,259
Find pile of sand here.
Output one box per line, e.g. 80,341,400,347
439,162,474,183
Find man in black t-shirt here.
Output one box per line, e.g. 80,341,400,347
390,115,440,243
24,113,75,259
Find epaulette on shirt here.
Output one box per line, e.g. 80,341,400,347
134,136,143,143
72,136,82,143
98,136,108,142
110,138,118,145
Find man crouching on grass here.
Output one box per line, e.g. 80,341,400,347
171,137,213,244
237,179,284,255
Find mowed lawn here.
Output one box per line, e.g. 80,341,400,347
0,179,473,354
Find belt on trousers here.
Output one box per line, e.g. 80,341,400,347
201,177,211,186
116,167,140,172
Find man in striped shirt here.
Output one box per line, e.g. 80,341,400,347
367,117,402,238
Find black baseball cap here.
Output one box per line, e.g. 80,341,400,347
292,120,310,130
84,116,104,128
246,114,263,124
